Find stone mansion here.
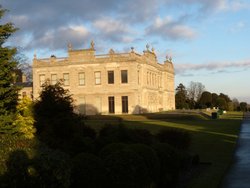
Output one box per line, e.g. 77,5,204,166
32,42,175,115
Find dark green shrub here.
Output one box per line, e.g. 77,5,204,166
152,143,181,188
156,128,191,150
99,143,128,158
128,128,153,145
177,150,193,170
0,136,71,188
0,150,33,188
0,114,15,134
34,82,74,119
192,154,200,166
74,124,96,139
97,125,154,151
69,136,96,155
128,144,160,185
32,146,71,188
103,149,150,188
33,82,76,145
0,134,36,176
71,153,107,188
96,124,131,149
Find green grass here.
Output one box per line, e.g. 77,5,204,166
85,111,243,188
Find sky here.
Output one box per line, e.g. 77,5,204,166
1,0,250,103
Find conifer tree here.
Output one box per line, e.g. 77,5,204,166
0,6,19,115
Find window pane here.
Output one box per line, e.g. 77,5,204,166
108,71,114,84
39,74,45,86
122,96,128,113
108,96,115,113
95,71,101,85
63,73,69,86
121,70,128,83
79,72,85,85
51,74,57,85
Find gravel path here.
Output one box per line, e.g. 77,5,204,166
221,112,250,188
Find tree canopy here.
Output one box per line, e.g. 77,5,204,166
175,82,248,111
199,91,212,108
33,81,76,144
0,6,19,115
175,83,189,109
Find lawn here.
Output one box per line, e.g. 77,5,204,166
85,111,243,188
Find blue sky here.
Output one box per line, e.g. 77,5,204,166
2,0,250,103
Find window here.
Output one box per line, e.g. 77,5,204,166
159,76,162,87
147,72,149,85
108,96,115,113
121,70,128,83
51,74,57,85
39,74,45,86
150,72,152,85
122,96,128,113
108,71,114,84
137,70,140,84
79,72,85,86
63,73,69,86
95,71,101,85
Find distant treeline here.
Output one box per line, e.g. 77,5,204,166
175,82,249,111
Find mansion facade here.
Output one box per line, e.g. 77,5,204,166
32,42,175,115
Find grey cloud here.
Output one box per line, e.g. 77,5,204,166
26,25,90,51
92,17,134,43
2,0,248,55
165,0,226,12
1,0,160,51
175,60,250,75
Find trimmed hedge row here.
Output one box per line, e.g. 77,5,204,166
1,123,197,188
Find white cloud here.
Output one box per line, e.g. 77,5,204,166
226,0,250,11
229,21,246,32
146,16,197,40
92,17,136,43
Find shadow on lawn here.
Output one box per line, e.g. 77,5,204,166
121,112,242,188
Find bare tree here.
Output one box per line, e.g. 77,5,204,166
16,52,32,82
232,98,240,111
18,62,32,82
187,81,205,102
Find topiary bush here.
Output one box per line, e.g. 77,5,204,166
103,148,150,188
99,143,128,159
0,141,71,188
0,134,37,176
96,124,154,151
96,124,131,150
32,146,71,188
127,144,160,186
71,152,108,188
155,128,191,150
127,128,153,145
0,150,33,188
152,143,181,188
68,136,96,155
75,124,96,139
